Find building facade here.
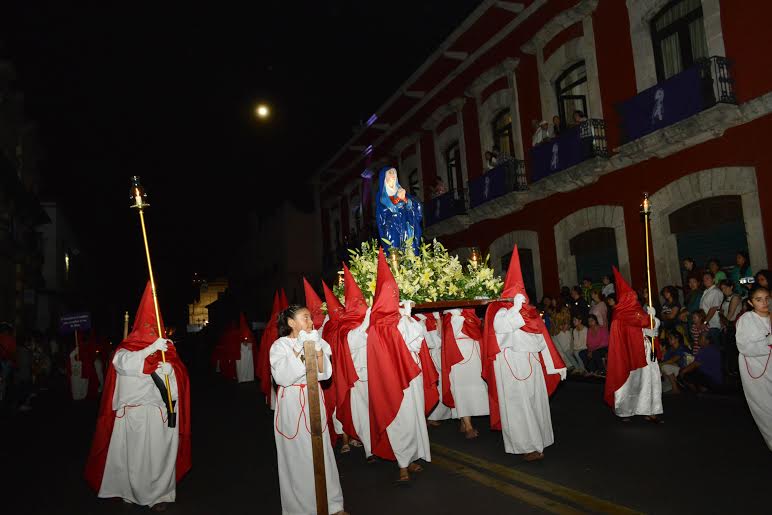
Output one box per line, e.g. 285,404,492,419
0,57,49,332
313,0,772,298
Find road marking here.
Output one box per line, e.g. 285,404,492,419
432,444,642,515
432,455,585,515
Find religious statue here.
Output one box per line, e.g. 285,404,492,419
376,166,423,255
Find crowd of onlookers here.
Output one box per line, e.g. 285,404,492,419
538,251,766,395
0,323,59,411
531,110,588,147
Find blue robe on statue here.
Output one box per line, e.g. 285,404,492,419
376,166,423,255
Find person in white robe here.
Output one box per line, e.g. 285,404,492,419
492,294,565,461
444,309,489,438
388,302,431,481
271,305,346,515
612,308,663,420
69,347,89,400
346,308,373,458
98,338,179,509
735,285,772,450
417,312,453,423
235,339,255,383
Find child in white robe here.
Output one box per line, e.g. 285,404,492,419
271,305,347,515
735,285,772,450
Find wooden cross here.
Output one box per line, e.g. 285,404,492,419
303,340,328,515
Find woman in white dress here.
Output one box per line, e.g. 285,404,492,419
735,285,772,450
270,305,347,515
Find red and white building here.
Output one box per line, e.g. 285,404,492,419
312,0,772,300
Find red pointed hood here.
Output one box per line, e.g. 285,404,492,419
279,288,289,310
238,313,255,344
502,245,528,301
303,277,326,328
372,248,400,318
323,281,345,322
258,290,284,403
612,266,634,299
125,281,166,347
343,263,367,320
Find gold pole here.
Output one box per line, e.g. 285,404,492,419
642,193,654,330
130,178,174,419
123,311,129,340
137,206,174,417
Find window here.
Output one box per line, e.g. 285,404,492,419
555,61,588,129
491,110,514,157
444,141,463,194
651,0,708,81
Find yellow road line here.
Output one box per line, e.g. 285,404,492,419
432,455,586,515
432,444,642,515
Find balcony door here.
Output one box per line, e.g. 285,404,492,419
491,110,514,157
651,0,709,81
555,61,588,129
445,141,463,198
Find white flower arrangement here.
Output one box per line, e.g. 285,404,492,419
333,239,503,305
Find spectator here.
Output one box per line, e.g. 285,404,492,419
689,310,708,354
605,294,617,325
707,258,727,283
581,277,594,304
659,286,681,333
719,279,743,376
601,274,615,298
700,271,724,347
0,323,16,403
431,176,448,198
685,276,703,313
679,326,723,392
681,257,703,294
569,286,590,320
660,331,690,394
572,316,589,375
550,115,561,138
729,250,752,295
573,110,588,125
673,307,690,343
531,120,550,146
559,286,571,306
553,318,581,373
484,150,498,170
754,270,772,311
586,315,609,376
550,300,572,338
590,289,608,327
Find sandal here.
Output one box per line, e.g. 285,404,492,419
407,463,424,473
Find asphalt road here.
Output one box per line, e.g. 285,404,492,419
3,370,770,514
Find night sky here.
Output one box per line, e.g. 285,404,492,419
2,1,482,327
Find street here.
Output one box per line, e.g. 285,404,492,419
4,373,770,514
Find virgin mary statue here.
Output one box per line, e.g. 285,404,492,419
376,166,423,255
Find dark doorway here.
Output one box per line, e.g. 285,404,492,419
570,227,618,284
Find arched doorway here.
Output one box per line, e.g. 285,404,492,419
569,227,619,284
669,195,748,274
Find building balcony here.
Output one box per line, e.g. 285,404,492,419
617,56,736,144
529,119,609,183
468,159,527,209
425,189,467,227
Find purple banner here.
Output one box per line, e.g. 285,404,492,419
617,65,705,143
469,164,508,207
59,312,91,334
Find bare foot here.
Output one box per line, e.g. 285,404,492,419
396,467,410,484
340,444,351,454
427,420,442,427
464,427,479,440
645,415,664,424
523,451,544,462
349,439,362,448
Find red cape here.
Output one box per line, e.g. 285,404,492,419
367,249,421,461
329,266,366,442
603,267,655,408
258,291,286,403
66,330,100,399
84,282,191,492
413,314,440,415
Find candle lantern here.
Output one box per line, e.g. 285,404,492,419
469,247,482,268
